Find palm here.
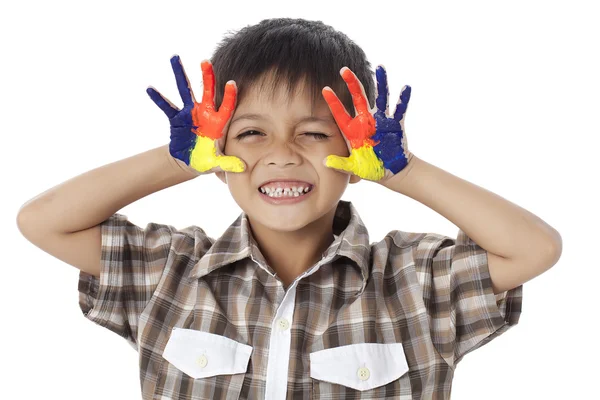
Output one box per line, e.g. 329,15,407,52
322,66,412,182
146,56,244,173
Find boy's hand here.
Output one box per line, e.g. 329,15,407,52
147,55,246,175
322,66,413,183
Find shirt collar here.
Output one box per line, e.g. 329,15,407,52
188,200,371,285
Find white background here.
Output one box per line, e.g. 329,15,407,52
3,0,597,398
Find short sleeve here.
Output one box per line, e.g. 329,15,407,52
415,228,523,368
77,213,178,351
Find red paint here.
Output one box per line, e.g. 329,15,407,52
191,61,237,140
322,68,379,150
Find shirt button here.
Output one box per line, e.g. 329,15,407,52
196,355,208,368
277,318,290,331
357,367,370,381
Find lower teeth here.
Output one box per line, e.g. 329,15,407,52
268,192,305,198
261,190,310,198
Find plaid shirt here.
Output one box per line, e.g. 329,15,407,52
78,200,522,399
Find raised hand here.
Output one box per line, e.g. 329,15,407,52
322,65,413,182
146,56,245,175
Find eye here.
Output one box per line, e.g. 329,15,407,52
305,132,330,140
234,131,330,140
235,130,264,140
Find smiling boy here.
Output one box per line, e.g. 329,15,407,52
218,71,362,288
17,18,561,400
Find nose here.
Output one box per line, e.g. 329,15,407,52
263,139,303,167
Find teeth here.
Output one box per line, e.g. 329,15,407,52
259,184,313,198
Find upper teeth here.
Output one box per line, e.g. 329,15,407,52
260,185,312,197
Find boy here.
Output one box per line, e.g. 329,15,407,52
17,18,561,400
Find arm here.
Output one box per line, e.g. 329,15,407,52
382,156,562,293
17,144,197,234
16,144,197,277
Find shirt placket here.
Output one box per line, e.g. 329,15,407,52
263,255,336,399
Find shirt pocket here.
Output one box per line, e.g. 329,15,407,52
157,327,253,399
310,342,411,399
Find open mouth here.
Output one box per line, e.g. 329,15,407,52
258,184,314,198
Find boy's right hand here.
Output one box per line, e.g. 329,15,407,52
147,55,246,176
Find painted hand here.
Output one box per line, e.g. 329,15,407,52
147,55,245,174
322,66,413,182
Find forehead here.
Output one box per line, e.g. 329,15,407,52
235,71,330,115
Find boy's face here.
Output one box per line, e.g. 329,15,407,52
216,75,360,232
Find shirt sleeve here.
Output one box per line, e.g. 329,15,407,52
415,228,523,369
77,213,179,351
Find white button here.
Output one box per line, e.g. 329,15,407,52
277,318,290,331
196,355,208,368
357,367,370,381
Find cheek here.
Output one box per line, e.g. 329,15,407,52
223,140,239,155
318,162,352,192
326,135,351,156
321,143,350,161
224,172,251,198
338,137,351,155
225,144,258,164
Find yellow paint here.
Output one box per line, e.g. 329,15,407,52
189,135,245,173
326,145,385,181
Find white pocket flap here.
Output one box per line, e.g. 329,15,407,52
163,328,253,379
310,342,409,391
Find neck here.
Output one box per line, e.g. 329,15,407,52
248,207,337,287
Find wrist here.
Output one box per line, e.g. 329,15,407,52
163,145,201,180
380,153,419,191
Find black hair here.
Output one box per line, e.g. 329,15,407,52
210,18,375,117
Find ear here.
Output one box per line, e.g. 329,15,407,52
349,174,361,184
215,170,227,184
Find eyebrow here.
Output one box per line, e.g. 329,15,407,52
230,113,335,125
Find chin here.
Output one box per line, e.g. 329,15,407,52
249,205,321,232
231,184,344,231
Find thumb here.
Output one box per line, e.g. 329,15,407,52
324,155,355,175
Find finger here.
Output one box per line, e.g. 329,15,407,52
170,55,196,106
324,154,355,174
218,80,238,120
217,155,246,173
322,87,352,129
375,65,389,115
340,67,370,115
393,85,412,122
201,60,216,108
325,155,360,178
146,86,179,119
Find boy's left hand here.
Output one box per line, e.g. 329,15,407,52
322,66,414,183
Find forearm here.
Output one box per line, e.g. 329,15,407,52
17,144,198,234
382,156,562,261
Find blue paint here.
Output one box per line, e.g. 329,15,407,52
147,55,197,165
372,66,412,174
